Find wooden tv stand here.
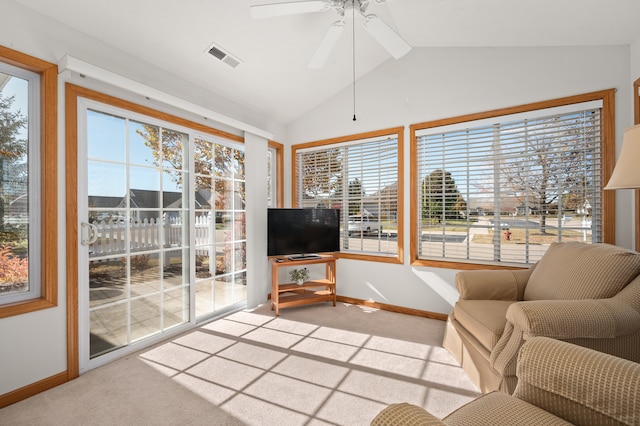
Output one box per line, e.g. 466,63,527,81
270,255,336,316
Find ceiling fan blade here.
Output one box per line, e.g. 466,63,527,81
309,20,345,68
250,1,330,19
361,14,411,59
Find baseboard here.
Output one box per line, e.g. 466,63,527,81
0,370,68,409
335,295,448,321
267,292,447,321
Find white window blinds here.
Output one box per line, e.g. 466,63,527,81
415,107,602,266
296,136,399,257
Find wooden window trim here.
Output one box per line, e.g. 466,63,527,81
292,127,404,264
268,140,284,208
410,89,616,270
0,46,58,318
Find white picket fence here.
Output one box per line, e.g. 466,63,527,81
89,213,214,257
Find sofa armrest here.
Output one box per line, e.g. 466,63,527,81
456,267,533,301
370,403,445,426
514,337,640,425
506,298,640,339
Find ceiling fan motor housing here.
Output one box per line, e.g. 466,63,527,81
333,0,370,17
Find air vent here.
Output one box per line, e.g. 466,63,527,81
222,55,241,68
206,42,242,69
208,45,226,60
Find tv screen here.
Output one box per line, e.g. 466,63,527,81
267,208,340,259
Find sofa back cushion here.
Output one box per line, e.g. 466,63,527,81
524,242,640,301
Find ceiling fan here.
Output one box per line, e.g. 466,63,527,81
250,0,411,68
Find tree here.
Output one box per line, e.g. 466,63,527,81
0,94,28,232
421,169,465,221
499,115,594,234
300,148,342,200
372,182,398,220
347,178,365,215
136,125,184,183
136,126,246,279
136,126,245,209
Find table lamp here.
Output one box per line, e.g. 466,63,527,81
605,123,640,190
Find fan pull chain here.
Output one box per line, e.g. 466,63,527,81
352,1,357,121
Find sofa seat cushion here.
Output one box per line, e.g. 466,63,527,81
524,242,640,301
453,300,514,352
443,391,572,426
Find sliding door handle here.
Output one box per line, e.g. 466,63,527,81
80,222,98,246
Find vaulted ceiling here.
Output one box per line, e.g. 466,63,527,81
11,0,640,125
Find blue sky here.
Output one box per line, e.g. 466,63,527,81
87,109,183,198
1,75,29,142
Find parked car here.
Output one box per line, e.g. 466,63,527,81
489,220,510,230
348,215,382,235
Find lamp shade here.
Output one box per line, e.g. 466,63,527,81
605,124,640,190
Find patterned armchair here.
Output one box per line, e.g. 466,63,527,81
372,337,640,425
442,242,640,394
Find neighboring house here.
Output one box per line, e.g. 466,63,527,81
88,189,213,222
301,182,398,221
515,204,532,216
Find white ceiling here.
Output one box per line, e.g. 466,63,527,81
11,0,640,125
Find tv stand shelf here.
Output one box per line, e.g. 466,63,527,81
270,256,336,316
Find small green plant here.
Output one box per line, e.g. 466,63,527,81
289,267,309,284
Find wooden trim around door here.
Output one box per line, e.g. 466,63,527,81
634,77,640,252
65,82,248,383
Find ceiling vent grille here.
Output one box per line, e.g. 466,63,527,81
206,42,242,68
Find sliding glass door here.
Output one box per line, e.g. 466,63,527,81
78,99,246,371
193,138,247,316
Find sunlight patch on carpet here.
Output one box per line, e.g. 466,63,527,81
136,303,480,425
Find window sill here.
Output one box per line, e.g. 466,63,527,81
0,297,57,319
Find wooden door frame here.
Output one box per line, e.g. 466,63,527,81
635,77,640,252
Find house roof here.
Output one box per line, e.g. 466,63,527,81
9,0,640,125
88,189,212,210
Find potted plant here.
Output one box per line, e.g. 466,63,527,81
289,267,309,285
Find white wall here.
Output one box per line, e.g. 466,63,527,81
244,132,270,308
632,36,640,94
0,1,282,396
2,1,287,142
287,45,634,314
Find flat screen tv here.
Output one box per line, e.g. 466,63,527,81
267,208,340,259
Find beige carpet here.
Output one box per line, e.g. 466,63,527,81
0,302,480,425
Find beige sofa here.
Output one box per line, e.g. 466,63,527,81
442,241,640,394
371,337,640,425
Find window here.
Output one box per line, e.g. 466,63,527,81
0,46,57,316
193,136,247,315
293,128,403,262
411,91,615,268
268,141,283,208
